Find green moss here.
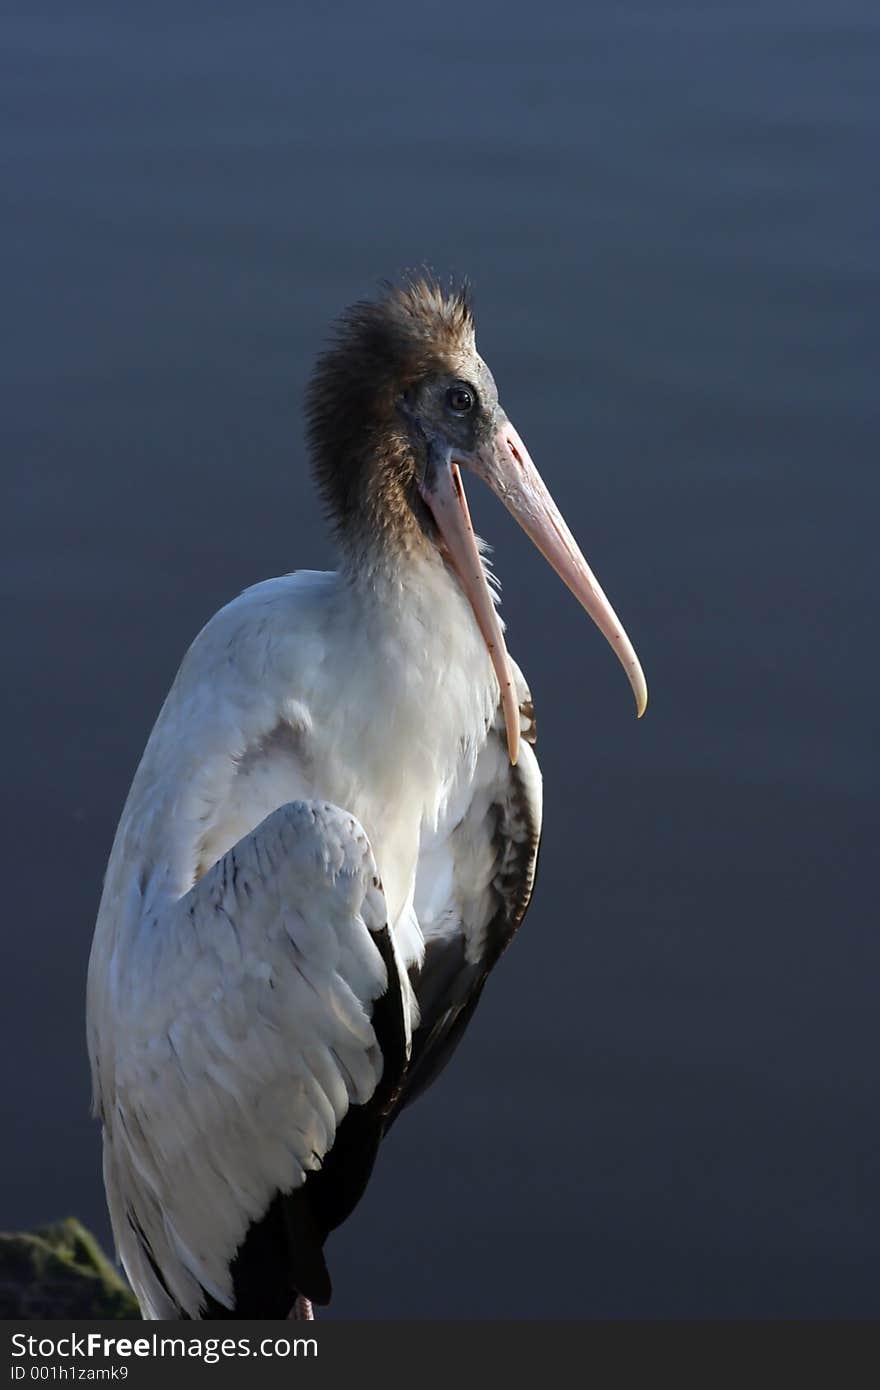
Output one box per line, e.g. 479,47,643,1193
0,1219,140,1319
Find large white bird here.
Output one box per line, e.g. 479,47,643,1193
87,280,647,1319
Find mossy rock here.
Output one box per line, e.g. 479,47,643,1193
0,1218,140,1319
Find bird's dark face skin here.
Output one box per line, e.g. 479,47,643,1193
397,356,504,554
307,279,647,763
401,356,500,476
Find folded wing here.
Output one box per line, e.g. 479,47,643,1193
94,800,407,1318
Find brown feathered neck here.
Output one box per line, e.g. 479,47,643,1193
306,278,475,574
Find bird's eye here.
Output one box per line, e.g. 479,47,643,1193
446,384,474,415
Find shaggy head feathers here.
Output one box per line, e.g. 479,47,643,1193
306,278,476,561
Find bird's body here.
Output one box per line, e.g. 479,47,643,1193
88,280,644,1318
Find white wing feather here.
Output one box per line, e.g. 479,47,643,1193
93,800,393,1319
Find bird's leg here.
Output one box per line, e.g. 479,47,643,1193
290,1295,315,1320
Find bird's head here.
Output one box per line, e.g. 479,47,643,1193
306,277,646,763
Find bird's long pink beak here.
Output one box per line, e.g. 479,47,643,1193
421,419,648,765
